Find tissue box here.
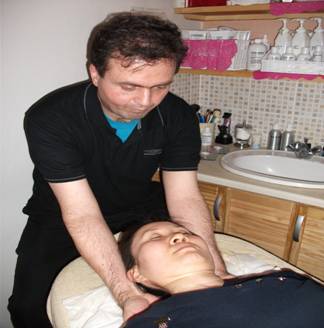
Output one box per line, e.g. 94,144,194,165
181,30,250,71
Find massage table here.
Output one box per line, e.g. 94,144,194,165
47,233,306,328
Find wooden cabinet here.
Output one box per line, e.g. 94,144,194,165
223,188,297,259
289,205,324,280
198,181,226,232
198,183,324,281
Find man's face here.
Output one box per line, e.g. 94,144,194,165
129,221,215,289
89,58,175,121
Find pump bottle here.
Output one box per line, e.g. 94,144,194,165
275,19,292,56
292,19,310,56
280,124,295,151
267,123,282,150
310,18,324,57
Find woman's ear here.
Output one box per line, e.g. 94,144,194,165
127,266,151,286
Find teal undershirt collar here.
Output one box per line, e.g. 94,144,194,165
105,114,139,143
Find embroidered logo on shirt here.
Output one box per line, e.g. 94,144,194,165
154,316,171,328
144,148,162,156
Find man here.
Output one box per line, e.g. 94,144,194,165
8,12,226,327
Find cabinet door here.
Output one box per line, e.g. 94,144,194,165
289,206,324,281
224,188,297,259
198,181,225,233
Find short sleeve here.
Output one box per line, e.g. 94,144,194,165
160,97,201,171
24,109,86,183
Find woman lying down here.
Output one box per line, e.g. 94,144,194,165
118,218,324,328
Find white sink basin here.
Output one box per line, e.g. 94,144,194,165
221,149,324,188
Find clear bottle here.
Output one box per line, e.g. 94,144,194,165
280,124,295,151
310,18,324,55
201,126,213,154
311,45,323,62
267,47,281,60
267,123,282,150
281,46,296,61
247,38,268,71
291,19,310,57
274,19,292,56
297,47,311,61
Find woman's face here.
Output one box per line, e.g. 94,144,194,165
128,221,215,290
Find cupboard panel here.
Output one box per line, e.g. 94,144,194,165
291,206,324,281
224,188,296,259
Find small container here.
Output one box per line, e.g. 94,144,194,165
281,47,296,61
267,47,281,60
234,120,252,149
311,45,323,62
201,125,213,154
247,38,268,71
280,124,295,151
297,47,311,61
251,133,262,149
267,123,282,150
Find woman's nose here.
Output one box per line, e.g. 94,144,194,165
170,232,188,244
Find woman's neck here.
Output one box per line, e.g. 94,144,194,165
164,271,224,294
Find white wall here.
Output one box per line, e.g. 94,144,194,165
0,1,196,326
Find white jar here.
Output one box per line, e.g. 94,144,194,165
281,46,296,61
201,126,213,154
297,47,311,61
247,39,267,71
267,46,281,60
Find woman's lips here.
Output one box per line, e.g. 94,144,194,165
173,243,198,254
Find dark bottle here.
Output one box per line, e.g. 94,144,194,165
215,112,233,145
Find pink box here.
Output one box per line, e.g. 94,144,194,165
181,39,237,71
187,0,227,6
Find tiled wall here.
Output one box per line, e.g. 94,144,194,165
170,74,324,147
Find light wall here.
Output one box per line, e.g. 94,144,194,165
0,1,198,326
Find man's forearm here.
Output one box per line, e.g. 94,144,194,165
168,196,227,275
63,213,139,306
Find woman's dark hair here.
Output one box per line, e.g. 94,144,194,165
86,12,188,77
118,215,171,297
118,216,170,271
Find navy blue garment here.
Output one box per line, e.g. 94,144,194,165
125,270,324,328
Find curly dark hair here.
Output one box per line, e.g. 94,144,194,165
86,12,187,77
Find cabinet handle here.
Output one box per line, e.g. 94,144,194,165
213,194,223,221
293,215,305,242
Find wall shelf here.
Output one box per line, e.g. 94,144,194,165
179,68,252,77
175,4,324,21
179,68,324,82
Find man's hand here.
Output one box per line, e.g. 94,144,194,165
123,294,159,321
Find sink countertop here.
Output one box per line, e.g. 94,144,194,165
198,155,324,208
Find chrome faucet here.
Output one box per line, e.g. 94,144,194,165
288,138,323,159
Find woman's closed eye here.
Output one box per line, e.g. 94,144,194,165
150,234,162,240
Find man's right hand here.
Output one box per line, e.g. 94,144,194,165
123,293,160,322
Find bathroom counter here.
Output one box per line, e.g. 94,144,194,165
198,155,324,208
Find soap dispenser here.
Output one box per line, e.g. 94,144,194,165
267,123,281,150
310,18,324,56
280,124,295,151
275,19,292,56
292,19,310,56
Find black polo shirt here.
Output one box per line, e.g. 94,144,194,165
23,80,201,230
